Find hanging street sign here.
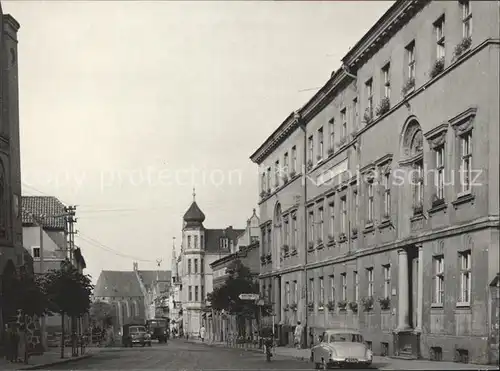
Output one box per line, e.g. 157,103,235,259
239,293,260,301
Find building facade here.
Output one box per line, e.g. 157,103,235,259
251,0,499,365
0,7,26,345
178,191,244,337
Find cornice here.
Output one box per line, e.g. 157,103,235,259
449,106,477,135
424,122,449,149
342,0,429,70
375,154,393,167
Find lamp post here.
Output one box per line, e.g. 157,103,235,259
294,110,309,349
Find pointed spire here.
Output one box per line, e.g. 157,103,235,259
192,187,196,202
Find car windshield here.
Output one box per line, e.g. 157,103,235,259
130,327,146,333
148,320,166,328
329,333,363,343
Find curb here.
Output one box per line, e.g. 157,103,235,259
19,353,94,370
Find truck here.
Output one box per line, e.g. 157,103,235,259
146,318,169,343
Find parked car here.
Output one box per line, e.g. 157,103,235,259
121,324,152,347
310,329,373,369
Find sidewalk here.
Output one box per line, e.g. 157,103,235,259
186,339,498,370
0,347,98,370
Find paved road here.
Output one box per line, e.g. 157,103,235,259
47,340,376,370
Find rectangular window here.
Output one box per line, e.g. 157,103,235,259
383,173,391,217
266,167,271,191
341,108,347,138
285,282,290,305
188,259,192,274
329,201,335,235
267,226,272,254
433,256,444,305
406,41,416,80
261,172,266,192
308,209,315,242
188,236,191,248
309,278,314,302
341,273,347,301
268,285,272,302
382,63,391,99
460,133,472,193
275,160,280,187
261,228,266,254
292,213,297,248
353,98,358,128
365,79,373,118
318,127,324,161
435,146,445,200
354,271,359,301
200,258,204,274
341,197,347,234
367,181,374,222
291,146,297,173
194,259,198,274
201,285,205,301
329,275,335,301
194,236,198,249
459,251,471,304
293,280,298,303
188,286,192,301
367,268,374,297
318,206,324,242
308,136,314,163
33,247,40,258
383,265,391,298
195,286,199,301
284,152,289,174
435,16,445,60
319,277,325,304
200,235,204,249
461,1,472,38
329,119,335,150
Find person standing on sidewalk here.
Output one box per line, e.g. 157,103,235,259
199,326,206,343
293,321,303,349
17,324,28,364
10,325,19,363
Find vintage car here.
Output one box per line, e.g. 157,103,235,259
310,329,373,369
121,324,152,347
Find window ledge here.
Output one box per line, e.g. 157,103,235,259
431,303,444,309
410,213,424,222
456,302,471,309
318,307,325,312
317,243,325,250
452,192,475,208
363,223,375,234
429,201,447,214
327,239,336,247
378,218,393,230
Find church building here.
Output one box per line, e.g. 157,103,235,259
178,190,243,337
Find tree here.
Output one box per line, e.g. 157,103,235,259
43,260,94,358
89,301,115,328
16,268,50,318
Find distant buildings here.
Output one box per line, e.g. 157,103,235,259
93,263,171,333
177,191,244,337
251,0,499,365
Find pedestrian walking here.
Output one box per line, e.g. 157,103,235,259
199,326,206,343
10,325,19,363
17,324,28,364
293,321,303,349
4,325,12,362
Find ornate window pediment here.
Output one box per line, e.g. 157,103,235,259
449,106,476,136
424,123,449,149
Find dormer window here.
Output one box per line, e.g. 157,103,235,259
33,247,40,258
220,238,229,249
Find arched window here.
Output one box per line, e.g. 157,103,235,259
401,118,424,215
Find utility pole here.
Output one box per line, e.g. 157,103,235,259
64,206,77,264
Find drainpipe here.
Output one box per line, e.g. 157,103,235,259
294,110,308,349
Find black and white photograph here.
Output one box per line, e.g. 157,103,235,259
0,0,498,370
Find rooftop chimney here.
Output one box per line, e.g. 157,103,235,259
133,262,138,271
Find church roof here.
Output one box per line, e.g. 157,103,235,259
183,201,206,225
94,271,144,298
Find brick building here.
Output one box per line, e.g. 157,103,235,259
250,0,499,365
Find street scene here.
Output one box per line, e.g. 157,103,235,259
0,0,499,370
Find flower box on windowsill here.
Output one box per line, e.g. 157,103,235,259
378,297,391,311
316,239,323,249
351,129,359,140
401,77,415,96
337,300,347,312
260,255,267,265
307,303,314,311
308,241,315,251
413,203,423,216
307,160,313,171
452,192,475,208
363,110,373,125
284,304,290,312
265,254,272,263
326,301,336,311
361,297,374,312
338,233,347,243
316,155,323,164
453,36,472,61
282,175,289,184
351,227,358,237
430,57,445,79
290,170,297,178
290,303,298,311
430,195,447,214
318,303,325,311
375,97,390,117
327,147,335,157
327,234,335,244
348,301,358,313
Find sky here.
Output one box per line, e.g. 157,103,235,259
3,0,393,283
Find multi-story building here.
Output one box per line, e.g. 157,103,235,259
178,190,243,337
168,240,182,333
251,0,499,364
